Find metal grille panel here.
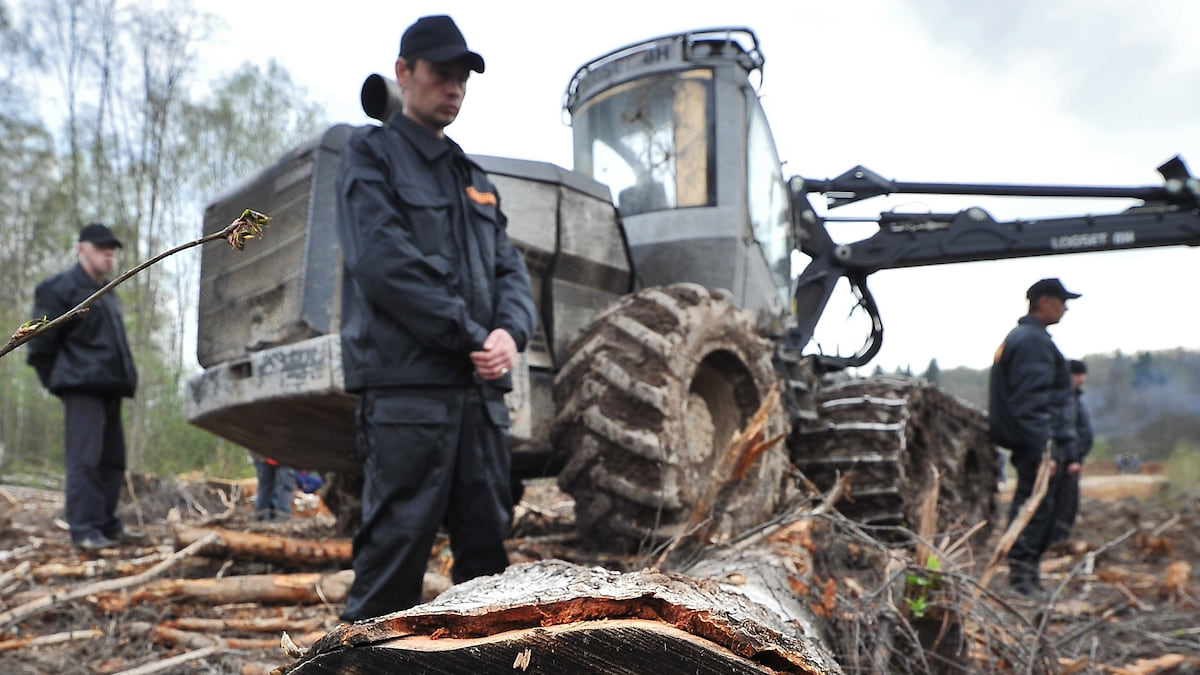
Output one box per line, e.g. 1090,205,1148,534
196,127,351,367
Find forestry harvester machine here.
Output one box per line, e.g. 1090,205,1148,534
186,28,1200,546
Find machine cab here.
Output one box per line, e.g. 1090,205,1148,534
564,28,791,321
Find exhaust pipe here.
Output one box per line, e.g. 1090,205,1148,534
360,74,403,123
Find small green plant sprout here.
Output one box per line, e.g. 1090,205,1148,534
904,594,930,619
904,554,944,619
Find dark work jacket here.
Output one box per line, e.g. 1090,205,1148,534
1073,387,1094,461
26,263,138,398
988,315,1076,462
335,113,536,392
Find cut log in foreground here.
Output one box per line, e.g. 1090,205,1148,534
284,559,842,675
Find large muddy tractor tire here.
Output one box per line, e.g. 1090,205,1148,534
791,376,999,540
552,284,792,552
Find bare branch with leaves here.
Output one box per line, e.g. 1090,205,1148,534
0,209,271,360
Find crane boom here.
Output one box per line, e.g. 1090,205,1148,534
788,156,1200,370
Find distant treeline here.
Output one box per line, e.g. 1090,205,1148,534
897,349,1200,462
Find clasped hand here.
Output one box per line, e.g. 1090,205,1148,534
471,329,516,380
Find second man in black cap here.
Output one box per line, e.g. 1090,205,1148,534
987,278,1082,599
26,223,142,550
335,15,536,621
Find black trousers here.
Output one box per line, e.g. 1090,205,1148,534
1006,448,1071,576
62,393,126,542
341,386,512,621
253,458,295,521
1050,471,1081,544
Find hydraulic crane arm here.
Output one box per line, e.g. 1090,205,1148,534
787,156,1200,371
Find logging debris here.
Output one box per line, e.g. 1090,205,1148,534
0,457,1197,673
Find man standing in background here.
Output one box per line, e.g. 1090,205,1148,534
1050,359,1094,545
988,278,1081,599
252,454,296,521
26,223,143,551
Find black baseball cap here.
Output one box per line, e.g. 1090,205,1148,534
1026,278,1080,301
400,15,485,73
78,222,123,249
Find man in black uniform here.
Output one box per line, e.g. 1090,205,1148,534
26,223,142,550
988,278,1081,598
335,15,537,621
1050,359,1094,545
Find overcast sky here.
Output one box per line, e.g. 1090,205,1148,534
195,0,1199,372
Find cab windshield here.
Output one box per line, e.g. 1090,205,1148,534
747,98,791,299
573,69,714,216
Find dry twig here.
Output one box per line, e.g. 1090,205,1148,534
0,532,219,628
111,645,221,675
0,628,103,651
1,210,271,359
0,560,31,596
973,445,1054,598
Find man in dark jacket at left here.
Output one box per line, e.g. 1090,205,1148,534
27,223,142,551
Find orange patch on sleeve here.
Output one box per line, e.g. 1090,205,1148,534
465,186,497,206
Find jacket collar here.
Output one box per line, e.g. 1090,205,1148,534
387,112,462,163
1017,314,1048,331
70,262,103,289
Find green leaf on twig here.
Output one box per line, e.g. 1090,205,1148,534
225,209,273,251
11,316,48,342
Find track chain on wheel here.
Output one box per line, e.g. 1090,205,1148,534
791,375,999,537
552,283,792,553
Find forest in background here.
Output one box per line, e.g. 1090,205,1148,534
0,0,326,484
914,348,1200,466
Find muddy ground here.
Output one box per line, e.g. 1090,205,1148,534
0,466,1196,674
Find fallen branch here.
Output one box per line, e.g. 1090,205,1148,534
942,519,990,561
162,614,328,635
93,569,354,611
0,532,220,629
112,645,221,675
31,551,168,582
194,485,241,526
680,475,848,574
0,628,103,651
973,445,1055,600
0,488,18,527
175,527,352,567
1,210,271,359
124,620,326,655
913,465,940,569
237,662,282,675
1109,654,1188,675
0,560,31,596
